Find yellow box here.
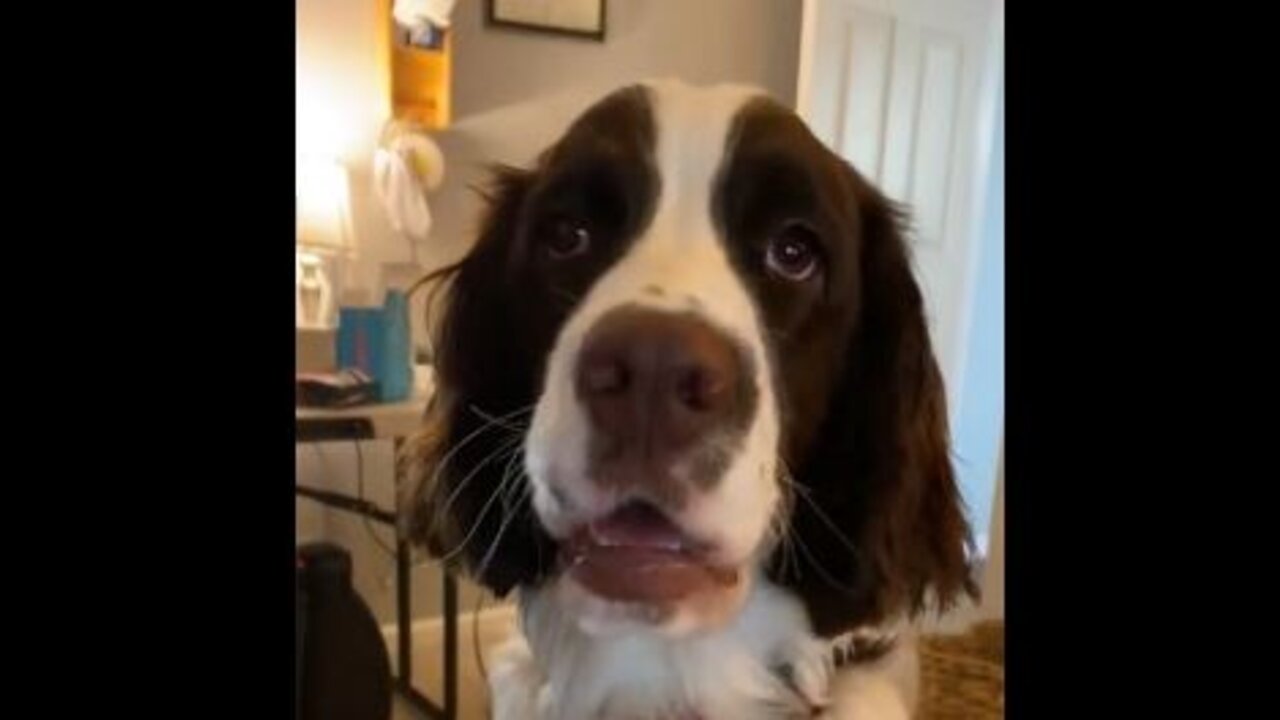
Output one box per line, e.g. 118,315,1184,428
376,0,452,130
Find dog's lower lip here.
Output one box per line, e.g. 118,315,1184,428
559,501,736,603
563,542,739,604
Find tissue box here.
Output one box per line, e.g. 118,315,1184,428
296,328,337,374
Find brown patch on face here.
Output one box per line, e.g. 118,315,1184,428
714,97,976,637
677,430,746,493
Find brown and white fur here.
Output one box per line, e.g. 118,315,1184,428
403,80,975,719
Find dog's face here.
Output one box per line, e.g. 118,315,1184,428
406,81,973,638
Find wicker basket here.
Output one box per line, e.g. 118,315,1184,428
917,620,1004,719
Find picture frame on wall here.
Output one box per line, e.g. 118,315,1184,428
487,0,607,41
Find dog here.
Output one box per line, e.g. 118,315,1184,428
403,79,975,719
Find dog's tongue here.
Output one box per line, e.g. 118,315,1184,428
565,502,736,604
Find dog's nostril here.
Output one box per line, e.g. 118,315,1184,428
675,366,723,413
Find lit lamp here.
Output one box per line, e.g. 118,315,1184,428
296,158,353,330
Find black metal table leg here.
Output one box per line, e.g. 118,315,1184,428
393,535,446,718
444,570,458,719
396,535,413,694
393,436,454,719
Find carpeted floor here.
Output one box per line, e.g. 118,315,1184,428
919,620,1004,719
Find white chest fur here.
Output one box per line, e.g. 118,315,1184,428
490,578,836,719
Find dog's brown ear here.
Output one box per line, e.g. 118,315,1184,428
398,394,451,557
398,166,558,596
769,164,976,637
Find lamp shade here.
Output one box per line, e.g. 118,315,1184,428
296,158,353,253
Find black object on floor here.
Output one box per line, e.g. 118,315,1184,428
297,542,392,720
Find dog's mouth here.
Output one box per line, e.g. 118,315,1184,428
560,500,739,605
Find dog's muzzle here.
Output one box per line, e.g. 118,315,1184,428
558,306,757,605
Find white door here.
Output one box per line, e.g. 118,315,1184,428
796,0,1003,413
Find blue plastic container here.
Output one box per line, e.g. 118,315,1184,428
336,290,413,403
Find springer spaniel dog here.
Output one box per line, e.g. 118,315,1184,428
403,80,975,719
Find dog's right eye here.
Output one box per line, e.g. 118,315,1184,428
764,222,822,282
545,217,592,260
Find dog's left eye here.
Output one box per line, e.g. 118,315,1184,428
765,223,821,282
545,218,592,259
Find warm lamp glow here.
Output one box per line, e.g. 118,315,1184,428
296,158,352,252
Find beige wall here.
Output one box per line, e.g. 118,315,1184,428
450,0,802,120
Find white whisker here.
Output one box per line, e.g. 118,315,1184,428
790,526,861,596
427,431,526,542
469,403,535,433
474,484,533,580
436,441,527,564
777,459,864,563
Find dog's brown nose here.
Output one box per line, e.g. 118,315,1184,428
576,307,748,474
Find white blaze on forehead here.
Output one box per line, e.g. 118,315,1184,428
647,80,762,243
572,80,770,352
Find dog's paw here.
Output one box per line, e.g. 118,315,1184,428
489,635,545,720
773,635,834,712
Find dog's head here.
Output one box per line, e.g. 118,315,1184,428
405,81,974,638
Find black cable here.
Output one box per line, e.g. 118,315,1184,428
354,440,398,559
295,484,395,524
306,443,439,569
